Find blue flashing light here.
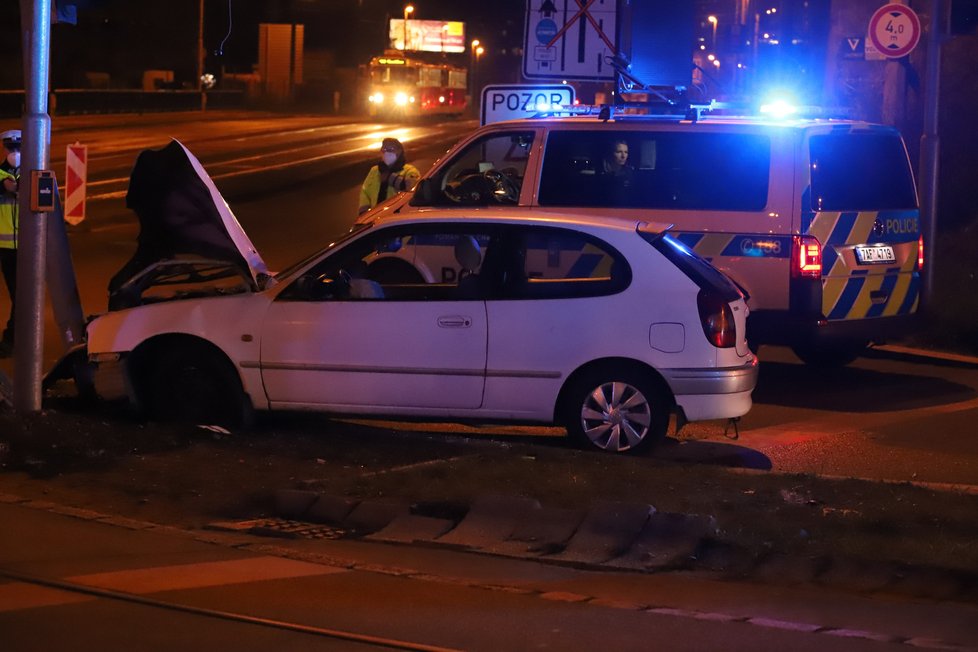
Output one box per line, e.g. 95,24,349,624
759,98,799,119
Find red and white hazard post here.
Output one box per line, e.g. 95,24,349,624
64,142,87,225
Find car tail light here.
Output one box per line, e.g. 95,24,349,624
917,234,924,271
697,290,736,348
791,235,822,279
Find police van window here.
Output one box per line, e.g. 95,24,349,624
809,132,917,211
284,227,494,302
504,227,630,300
425,131,534,206
539,131,770,211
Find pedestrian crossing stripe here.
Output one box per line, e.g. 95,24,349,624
0,556,345,613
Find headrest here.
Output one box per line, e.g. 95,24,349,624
454,235,482,273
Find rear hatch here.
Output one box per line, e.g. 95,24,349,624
639,224,751,358
802,127,921,322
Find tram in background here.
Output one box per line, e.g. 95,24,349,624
362,53,467,119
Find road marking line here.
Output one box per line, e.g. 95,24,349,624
1,568,461,652
67,556,346,594
0,581,91,612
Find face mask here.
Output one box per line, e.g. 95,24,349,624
382,152,398,166
6,151,19,168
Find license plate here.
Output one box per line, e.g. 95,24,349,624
855,245,895,265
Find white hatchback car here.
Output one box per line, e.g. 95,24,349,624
87,141,758,454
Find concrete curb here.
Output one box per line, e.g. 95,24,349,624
257,488,978,604
270,490,681,568
552,500,655,564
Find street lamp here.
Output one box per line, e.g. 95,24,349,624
469,39,483,116
708,15,718,49
403,4,414,51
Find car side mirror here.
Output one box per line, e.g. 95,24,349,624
411,178,435,206
282,272,348,301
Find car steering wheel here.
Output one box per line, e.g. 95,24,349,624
483,169,520,204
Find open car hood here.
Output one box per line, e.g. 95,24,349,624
108,140,271,309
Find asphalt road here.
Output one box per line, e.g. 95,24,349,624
3,501,977,651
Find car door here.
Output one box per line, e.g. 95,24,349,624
259,225,492,410
483,225,632,416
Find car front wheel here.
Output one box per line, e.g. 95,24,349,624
142,341,252,429
563,368,669,454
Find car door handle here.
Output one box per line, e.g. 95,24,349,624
438,316,472,328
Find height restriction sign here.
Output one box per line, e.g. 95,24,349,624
867,3,921,59
523,0,617,81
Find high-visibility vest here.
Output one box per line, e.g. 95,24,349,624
0,166,17,250
358,163,420,214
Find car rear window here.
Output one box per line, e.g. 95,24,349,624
809,132,917,211
639,227,743,302
539,130,770,211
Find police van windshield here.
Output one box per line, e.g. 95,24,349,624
809,132,917,211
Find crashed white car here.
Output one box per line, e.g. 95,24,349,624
86,140,758,454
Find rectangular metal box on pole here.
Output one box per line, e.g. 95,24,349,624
617,0,694,88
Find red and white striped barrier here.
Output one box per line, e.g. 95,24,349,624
64,143,87,225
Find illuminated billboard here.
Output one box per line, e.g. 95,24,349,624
390,19,466,53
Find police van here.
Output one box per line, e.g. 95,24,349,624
360,107,923,366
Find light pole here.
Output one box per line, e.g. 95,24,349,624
468,39,482,116
198,0,206,111
707,15,717,50
403,4,414,51
468,39,479,94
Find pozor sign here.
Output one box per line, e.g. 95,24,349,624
481,84,576,125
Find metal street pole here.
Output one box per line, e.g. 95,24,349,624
198,0,207,111
919,0,944,308
15,0,52,413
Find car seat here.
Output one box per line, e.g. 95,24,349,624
454,235,483,299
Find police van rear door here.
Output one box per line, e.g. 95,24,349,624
799,125,921,323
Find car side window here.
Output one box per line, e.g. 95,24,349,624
539,130,770,211
503,227,630,300
416,131,534,207
279,227,494,302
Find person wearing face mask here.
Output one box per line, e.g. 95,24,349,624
0,129,20,357
357,138,420,216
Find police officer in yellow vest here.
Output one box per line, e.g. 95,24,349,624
358,137,420,215
0,129,20,357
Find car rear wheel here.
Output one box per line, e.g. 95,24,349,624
563,368,669,454
144,341,251,428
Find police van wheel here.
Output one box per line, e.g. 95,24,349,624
791,339,868,368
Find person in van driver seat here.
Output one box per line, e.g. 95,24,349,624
358,137,420,215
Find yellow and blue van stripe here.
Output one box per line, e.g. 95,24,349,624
674,233,792,259
802,189,920,321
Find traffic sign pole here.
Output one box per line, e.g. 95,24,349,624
14,0,52,413
919,0,945,309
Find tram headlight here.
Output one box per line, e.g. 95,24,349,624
395,92,409,106
369,92,385,104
